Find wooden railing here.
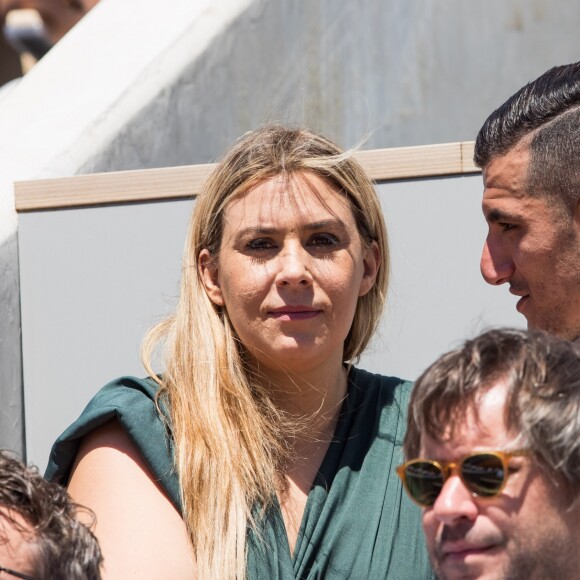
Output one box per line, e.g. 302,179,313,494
15,142,479,212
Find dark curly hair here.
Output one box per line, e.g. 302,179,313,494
0,451,102,579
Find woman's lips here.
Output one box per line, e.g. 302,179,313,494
268,307,322,321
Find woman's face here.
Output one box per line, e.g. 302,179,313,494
200,171,379,374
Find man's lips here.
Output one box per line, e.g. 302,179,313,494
267,306,322,320
509,287,529,313
441,542,497,560
515,295,529,313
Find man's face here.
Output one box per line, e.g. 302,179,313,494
480,144,580,340
0,508,36,579
420,383,580,580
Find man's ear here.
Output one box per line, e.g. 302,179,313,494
358,241,380,297
199,249,224,306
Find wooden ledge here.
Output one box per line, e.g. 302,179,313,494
15,141,479,212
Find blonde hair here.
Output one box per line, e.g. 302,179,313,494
142,125,389,579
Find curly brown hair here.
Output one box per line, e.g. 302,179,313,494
0,451,102,579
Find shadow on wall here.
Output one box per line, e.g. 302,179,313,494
0,232,24,457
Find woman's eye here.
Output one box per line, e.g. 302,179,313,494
246,238,276,251
309,233,339,247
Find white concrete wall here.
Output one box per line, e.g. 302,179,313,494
0,0,257,455
2,0,580,456
80,0,580,172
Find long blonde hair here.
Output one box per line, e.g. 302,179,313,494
142,125,389,579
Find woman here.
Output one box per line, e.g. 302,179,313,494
46,125,433,579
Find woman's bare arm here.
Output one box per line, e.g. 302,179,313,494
67,420,195,579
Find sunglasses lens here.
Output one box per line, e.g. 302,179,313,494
404,462,444,507
461,454,506,497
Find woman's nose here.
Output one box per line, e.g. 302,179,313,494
274,244,313,287
480,237,514,286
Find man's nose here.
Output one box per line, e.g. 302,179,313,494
480,237,514,286
431,476,478,525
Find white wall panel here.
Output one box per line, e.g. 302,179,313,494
19,173,523,470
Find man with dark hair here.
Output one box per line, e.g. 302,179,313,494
0,450,102,579
398,328,580,579
474,62,580,340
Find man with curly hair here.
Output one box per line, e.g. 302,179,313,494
0,450,102,579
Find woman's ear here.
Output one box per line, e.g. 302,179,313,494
199,249,225,306
358,241,380,297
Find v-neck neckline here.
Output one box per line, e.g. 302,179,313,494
275,367,357,563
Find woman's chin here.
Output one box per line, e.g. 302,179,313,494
250,341,341,374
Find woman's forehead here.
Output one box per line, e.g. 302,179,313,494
224,172,352,224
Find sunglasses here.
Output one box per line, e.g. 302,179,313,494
396,450,529,508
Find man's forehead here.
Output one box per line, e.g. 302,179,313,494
0,507,34,537
481,183,557,225
419,383,517,457
482,143,531,194
0,508,36,578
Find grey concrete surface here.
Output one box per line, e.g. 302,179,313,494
0,234,24,457
81,0,580,171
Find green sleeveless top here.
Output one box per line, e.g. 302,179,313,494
46,368,434,579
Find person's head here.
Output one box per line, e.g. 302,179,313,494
474,62,580,340
0,451,102,580
1,0,99,50
400,328,580,580
144,124,388,579
189,124,388,369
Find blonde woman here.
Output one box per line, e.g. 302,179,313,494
46,126,433,579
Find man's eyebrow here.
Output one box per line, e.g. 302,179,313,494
484,208,519,223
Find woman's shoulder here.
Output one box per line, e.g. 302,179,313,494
45,375,180,510
349,366,413,404
50,375,166,450
64,418,194,577
85,374,162,408
347,366,414,440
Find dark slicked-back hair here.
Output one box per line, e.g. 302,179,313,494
474,62,580,212
404,329,580,501
0,451,102,579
